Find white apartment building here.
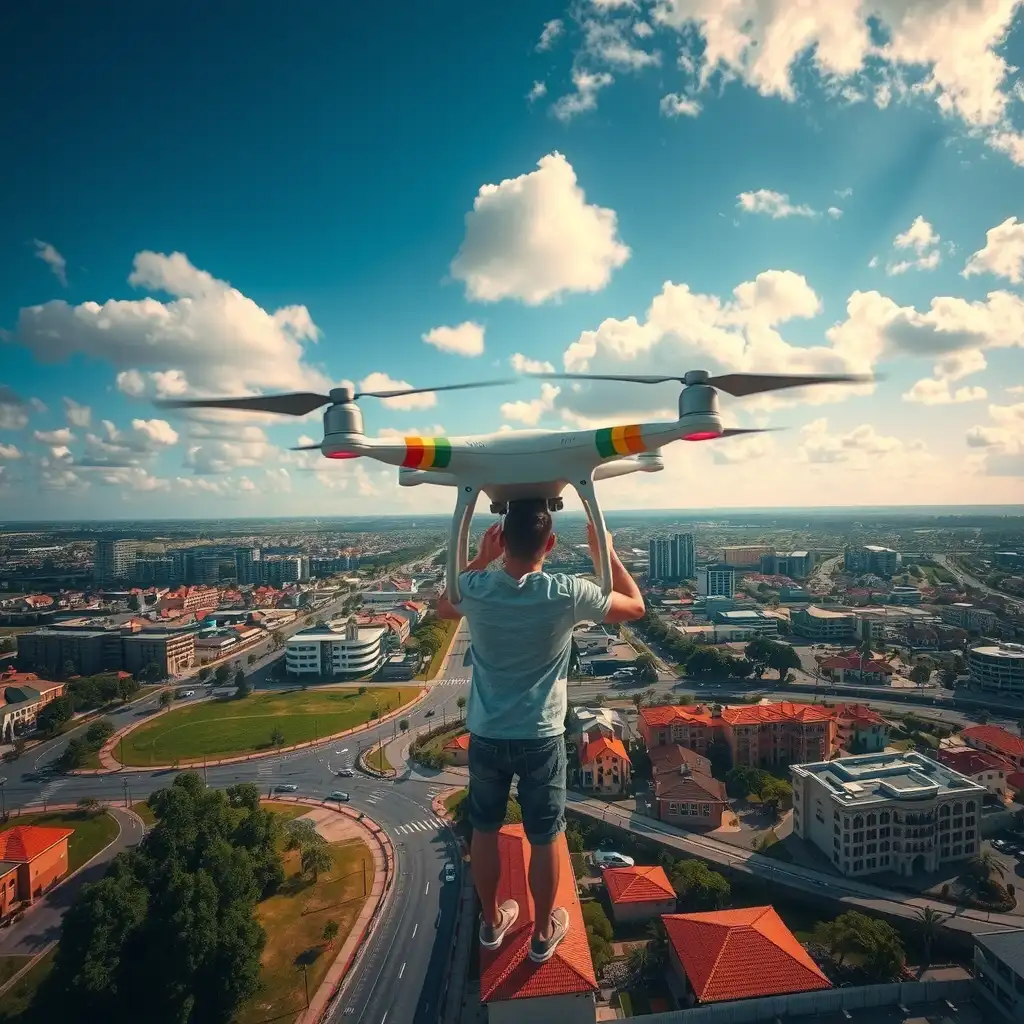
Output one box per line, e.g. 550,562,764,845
285,616,386,678
792,605,857,641
942,602,998,633
791,751,985,879
975,929,1024,1023
968,643,1024,696
696,564,736,598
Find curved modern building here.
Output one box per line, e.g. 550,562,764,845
968,643,1024,696
285,616,386,679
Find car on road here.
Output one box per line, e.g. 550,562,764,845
328,791,351,802
593,850,635,868
425,709,435,717
337,768,355,777
180,689,195,698
443,862,457,883
274,784,298,792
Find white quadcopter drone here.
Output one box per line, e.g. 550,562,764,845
160,369,868,603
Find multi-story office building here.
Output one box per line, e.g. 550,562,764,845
844,544,899,576
17,625,123,676
285,617,386,678
696,564,735,598
234,547,259,585
259,556,306,587
791,605,857,641
121,628,196,677
942,602,998,633
719,545,771,567
759,551,814,579
93,539,136,586
967,643,1024,696
647,533,696,582
134,557,174,585
791,750,985,878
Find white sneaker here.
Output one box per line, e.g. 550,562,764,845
479,900,520,950
529,907,570,963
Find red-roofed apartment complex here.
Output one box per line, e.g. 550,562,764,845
938,747,1014,801
603,865,676,924
962,725,1024,769
831,703,890,754
639,702,835,768
663,906,831,1007
578,736,631,795
0,670,64,742
479,825,598,1024
442,732,470,767
0,825,74,912
816,650,894,685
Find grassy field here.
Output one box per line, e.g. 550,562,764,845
0,958,30,991
366,746,392,772
420,619,460,681
3,810,119,872
236,837,373,1024
0,949,55,1023
262,802,308,822
131,800,156,826
116,686,421,766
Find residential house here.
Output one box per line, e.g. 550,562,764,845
646,749,728,830
974,927,1024,1022
603,865,676,924
443,733,470,767
832,703,890,754
962,725,1024,769
0,825,74,907
578,736,631,795
937,748,1014,802
816,650,895,685
479,824,598,1024
662,906,831,1007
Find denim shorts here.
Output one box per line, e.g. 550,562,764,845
468,734,567,846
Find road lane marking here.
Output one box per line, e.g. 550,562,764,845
411,922,417,938
398,961,405,979
424,882,429,895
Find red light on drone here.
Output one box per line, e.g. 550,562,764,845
326,451,359,460
683,431,720,442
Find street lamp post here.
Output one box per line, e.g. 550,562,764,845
122,777,130,809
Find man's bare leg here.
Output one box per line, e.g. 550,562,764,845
528,839,560,941
471,828,501,927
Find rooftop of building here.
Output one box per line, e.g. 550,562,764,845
443,733,470,752
662,906,831,1004
649,744,712,776
792,751,987,807
581,736,630,765
970,644,1024,660
717,609,776,621
0,825,74,862
287,623,387,643
603,864,674,904
961,724,1024,756
976,927,1024,975
640,700,834,730
831,703,888,726
479,825,597,1003
937,747,1014,776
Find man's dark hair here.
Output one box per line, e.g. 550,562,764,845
502,499,553,560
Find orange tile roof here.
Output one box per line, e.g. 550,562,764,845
444,733,470,752
581,735,631,766
639,705,722,729
938,748,1014,776
603,865,675,904
720,702,833,726
663,906,831,1004
479,825,598,1003
832,703,888,726
962,725,1024,757
0,825,74,863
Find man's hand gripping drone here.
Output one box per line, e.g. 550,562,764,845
159,369,869,603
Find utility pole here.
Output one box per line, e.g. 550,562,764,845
203,749,208,787
122,777,130,809
302,964,309,1008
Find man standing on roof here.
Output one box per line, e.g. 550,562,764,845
436,499,645,964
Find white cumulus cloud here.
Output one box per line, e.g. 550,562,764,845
736,190,816,218
659,93,701,117
422,322,485,357
500,383,561,425
32,239,67,286
551,69,615,121
450,152,630,306
963,216,1024,284
62,397,91,428
358,372,437,411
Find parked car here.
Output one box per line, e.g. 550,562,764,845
593,850,635,868
274,784,298,793
443,862,457,883
337,768,355,777
329,791,351,802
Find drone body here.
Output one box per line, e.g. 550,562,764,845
159,368,869,602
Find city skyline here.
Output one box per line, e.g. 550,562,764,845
2,2,1023,519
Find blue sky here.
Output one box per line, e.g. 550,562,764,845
2,0,1023,519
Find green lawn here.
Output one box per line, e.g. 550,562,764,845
420,619,460,681
366,747,392,772
116,686,421,766
0,948,55,1023
262,802,308,822
131,801,156,827
2,811,119,873
236,837,373,1024
0,958,30,991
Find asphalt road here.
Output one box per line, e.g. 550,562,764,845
934,552,1024,614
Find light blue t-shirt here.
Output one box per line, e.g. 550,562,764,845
453,570,612,740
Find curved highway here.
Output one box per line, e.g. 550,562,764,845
3,622,474,1024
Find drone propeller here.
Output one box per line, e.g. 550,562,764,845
289,443,322,451
156,377,518,417
527,370,874,397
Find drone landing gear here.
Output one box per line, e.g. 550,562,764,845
488,498,563,514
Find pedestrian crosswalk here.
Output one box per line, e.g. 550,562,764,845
393,818,444,836
255,758,279,778
363,788,390,806
433,679,469,687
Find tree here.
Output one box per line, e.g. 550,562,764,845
270,726,286,748
116,676,138,703
635,652,659,683
234,669,250,699
745,638,775,678
813,911,905,980
671,859,731,910
36,695,73,736
687,646,728,678
322,919,340,948
456,695,467,719
85,721,114,747
760,777,793,814
159,689,174,709
909,662,932,686
707,740,732,778
35,772,273,1023
301,843,333,883
77,797,100,814
565,823,585,853
136,661,166,684
399,718,409,734
285,818,325,853
581,902,614,974
766,642,801,681
214,663,231,685
197,666,211,683
61,659,78,681
969,850,1005,885
627,942,655,984
915,906,947,972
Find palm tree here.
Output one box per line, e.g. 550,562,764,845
643,687,657,707
456,695,467,719
302,843,333,883
627,943,654,983
914,907,947,974
971,850,1005,882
